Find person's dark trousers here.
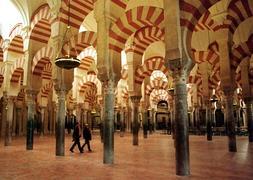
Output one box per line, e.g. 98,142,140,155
70,139,83,153
82,139,91,151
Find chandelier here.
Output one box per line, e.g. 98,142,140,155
55,0,80,69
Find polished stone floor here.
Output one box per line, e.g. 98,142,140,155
0,131,252,180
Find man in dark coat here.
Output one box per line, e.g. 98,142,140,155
69,122,83,153
81,124,92,152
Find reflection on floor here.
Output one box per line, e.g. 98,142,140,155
0,132,253,180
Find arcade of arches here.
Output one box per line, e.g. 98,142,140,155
0,0,253,177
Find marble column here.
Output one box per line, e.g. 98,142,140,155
205,100,212,141
26,90,37,150
4,94,14,146
22,103,27,135
244,97,253,142
224,90,237,152
40,106,46,136
151,108,155,132
55,90,66,156
120,108,124,137
12,102,17,136
1,93,7,138
168,89,175,138
16,106,22,136
143,111,148,138
102,80,115,164
130,96,141,145
173,71,190,176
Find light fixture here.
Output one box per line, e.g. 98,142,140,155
55,0,80,69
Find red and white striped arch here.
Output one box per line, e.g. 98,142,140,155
133,26,164,55
10,57,25,84
8,24,25,54
231,39,253,69
40,81,53,98
41,62,52,80
0,48,3,62
180,0,220,32
188,74,203,98
84,84,97,106
225,0,253,34
63,31,97,56
135,56,169,84
121,85,129,100
16,89,25,101
150,89,170,106
78,74,100,93
29,4,52,44
0,67,5,88
249,71,253,86
109,6,164,53
235,68,242,88
58,0,94,30
209,71,220,90
194,11,221,32
77,46,96,71
145,79,168,96
193,49,219,65
32,46,54,76
0,36,3,62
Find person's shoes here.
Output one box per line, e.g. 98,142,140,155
80,150,84,153
70,149,74,153
88,149,92,152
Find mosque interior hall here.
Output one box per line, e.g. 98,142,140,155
0,0,253,179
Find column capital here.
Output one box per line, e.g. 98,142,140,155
130,96,142,104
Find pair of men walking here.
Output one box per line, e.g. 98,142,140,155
70,122,92,153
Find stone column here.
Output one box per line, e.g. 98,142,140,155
120,108,124,137
130,96,141,145
40,106,46,136
244,97,253,142
26,90,37,150
12,101,17,136
16,105,22,136
143,111,148,138
151,108,155,132
103,80,115,164
173,70,190,176
224,90,237,152
168,89,175,138
55,89,66,156
1,93,7,138
22,102,27,135
205,100,212,141
4,94,14,146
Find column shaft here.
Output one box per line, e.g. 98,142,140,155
26,90,36,150
130,96,141,145
40,107,45,136
103,80,115,164
224,93,237,152
205,102,212,141
143,111,148,138
17,107,22,135
56,90,66,156
245,98,253,142
174,80,190,176
5,95,14,146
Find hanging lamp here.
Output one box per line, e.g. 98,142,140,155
55,0,80,69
